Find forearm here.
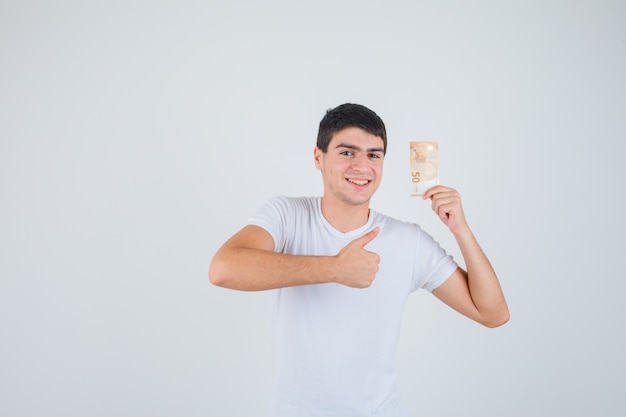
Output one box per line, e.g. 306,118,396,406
209,247,336,291
455,228,509,326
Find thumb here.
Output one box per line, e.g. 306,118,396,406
356,227,380,247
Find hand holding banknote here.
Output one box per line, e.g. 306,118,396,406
422,186,470,237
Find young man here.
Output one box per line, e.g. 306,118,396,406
209,103,509,417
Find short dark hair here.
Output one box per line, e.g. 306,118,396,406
316,103,387,154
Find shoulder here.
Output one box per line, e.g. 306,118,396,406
251,196,320,224
369,210,439,249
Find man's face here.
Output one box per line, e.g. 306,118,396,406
314,127,385,208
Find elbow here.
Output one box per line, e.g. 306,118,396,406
208,258,228,287
482,308,510,328
208,268,222,287
209,251,256,291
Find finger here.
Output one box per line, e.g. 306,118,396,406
422,185,451,200
356,227,380,247
437,204,452,220
431,195,454,210
431,192,460,209
430,190,458,202
421,186,438,200
432,200,456,218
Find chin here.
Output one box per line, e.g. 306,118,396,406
341,195,372,207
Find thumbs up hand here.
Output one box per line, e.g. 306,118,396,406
333,227,381,288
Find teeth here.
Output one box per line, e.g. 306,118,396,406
348,179,369,185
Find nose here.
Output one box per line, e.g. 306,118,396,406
351,153,369,170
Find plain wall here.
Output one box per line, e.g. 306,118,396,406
1,1,625,416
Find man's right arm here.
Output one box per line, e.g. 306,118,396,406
208,225,381,291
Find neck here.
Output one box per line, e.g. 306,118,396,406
320,197,371,233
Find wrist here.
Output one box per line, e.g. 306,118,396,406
452,224,473,240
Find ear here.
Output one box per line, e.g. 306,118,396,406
313,146,323,171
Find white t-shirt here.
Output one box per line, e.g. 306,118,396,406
248,196,458,417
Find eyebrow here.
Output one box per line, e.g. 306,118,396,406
334,143,385,154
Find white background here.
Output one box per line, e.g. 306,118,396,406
1,1,625,416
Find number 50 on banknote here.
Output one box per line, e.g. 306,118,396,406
410,141,439,196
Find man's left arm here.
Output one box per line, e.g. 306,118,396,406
423,185,510,328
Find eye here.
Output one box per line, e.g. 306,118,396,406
369,153,383,159
340,150,354,156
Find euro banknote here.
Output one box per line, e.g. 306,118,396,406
410,141,439,196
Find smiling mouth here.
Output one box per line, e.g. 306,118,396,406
347,178,370,186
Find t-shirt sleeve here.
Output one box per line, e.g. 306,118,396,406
246,195,291,253
412,226,459,292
